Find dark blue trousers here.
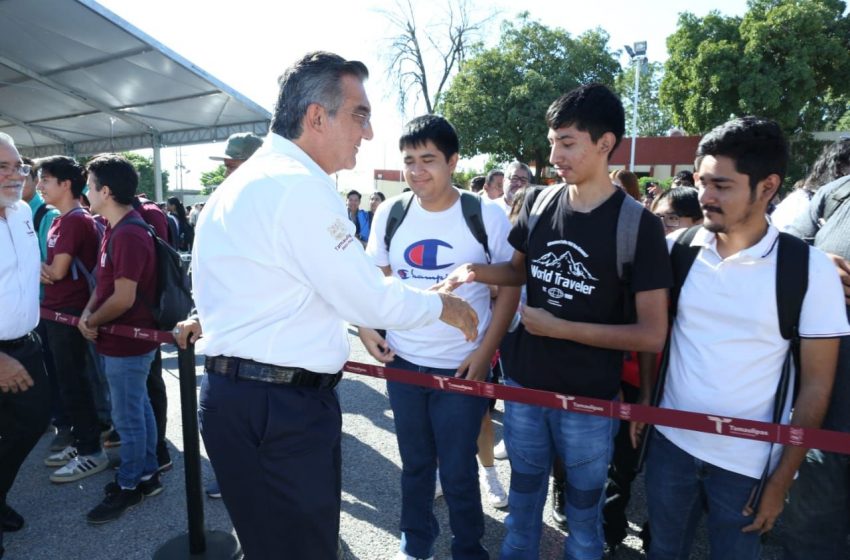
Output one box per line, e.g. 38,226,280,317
199,372,342,560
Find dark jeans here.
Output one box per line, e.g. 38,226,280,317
199,371,342,560
603,381,641,545
781,449,850,560
387,356,490,560
44,318,102,455
36,320,69,429
146,348,169,463
0,334,51,508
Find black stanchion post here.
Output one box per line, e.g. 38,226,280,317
153,342,240,559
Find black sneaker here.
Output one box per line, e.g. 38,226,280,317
87,487,143,525
104,473,163,498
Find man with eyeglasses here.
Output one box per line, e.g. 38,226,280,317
0,132,52,559
498,161,532,214
192,51,479,559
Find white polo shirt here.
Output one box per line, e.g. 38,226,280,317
658,224,850,479
0,201,40,340
192,133,443,373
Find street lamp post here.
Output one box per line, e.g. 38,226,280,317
624,41,647,171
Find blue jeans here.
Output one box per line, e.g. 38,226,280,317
645,430,761,560
102,349,158,489
780,449,850,560
387,356,490,560
500,379,617,560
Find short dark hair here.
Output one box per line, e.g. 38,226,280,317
346,190,361,200
485,170,504,185
546,84,625,158
37,155,87,198
470,176,486,192
651,186,702,220
370,191,386,202
270,51,369,140
695,116,788,194
86,154,138,205
673,170,695,186
398,115,459,161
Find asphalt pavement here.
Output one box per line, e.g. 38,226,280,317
5,329,787,559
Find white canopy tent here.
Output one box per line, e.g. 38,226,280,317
0,0,271,200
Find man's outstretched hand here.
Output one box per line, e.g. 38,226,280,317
438,292,479,342
430,264,476,293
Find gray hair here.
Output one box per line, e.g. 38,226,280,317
270,51,369,140
0,132,17,150
506,160,532,179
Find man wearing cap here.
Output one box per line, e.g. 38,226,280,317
192,51,478,559
209,132,264,177
0,132,52,558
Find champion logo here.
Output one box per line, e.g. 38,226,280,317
404,239,454,270
707,415,733,434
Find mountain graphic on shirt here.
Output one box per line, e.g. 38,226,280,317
532,250,598,281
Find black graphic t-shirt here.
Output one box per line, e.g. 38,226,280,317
506,187,672,399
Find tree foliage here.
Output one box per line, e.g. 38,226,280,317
615,60,675,137
660,0,850,134
381,0,492,115
199,164,227,195
119,152,169,201
440,15,620,180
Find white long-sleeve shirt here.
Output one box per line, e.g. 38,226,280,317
0,201,40,340
192,133,443,373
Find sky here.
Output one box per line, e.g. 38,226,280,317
97,0,750,194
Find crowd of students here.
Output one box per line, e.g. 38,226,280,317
2,48,849,560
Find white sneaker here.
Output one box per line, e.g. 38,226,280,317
434,468,443,498
493,440,508,460
50,451,109,483
393,551,434,560
44,445,78,467
480,465,508,508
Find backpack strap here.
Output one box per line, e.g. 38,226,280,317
669,225,702,314
527,184,565,245
775,232,809,399
615,195,644,280
107,216,154,260
33,203,51,231
384,192,416,252
458,190,492,263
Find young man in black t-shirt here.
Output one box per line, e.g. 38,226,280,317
439,84,672,559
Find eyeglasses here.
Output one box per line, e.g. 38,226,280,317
0,163,32,176
508,175,529,184
348,111,372,130
654,213,681,228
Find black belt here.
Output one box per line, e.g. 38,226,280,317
0,332,34,352
205,356,342,389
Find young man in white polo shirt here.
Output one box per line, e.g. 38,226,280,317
642,117,850,560
361,115,518,560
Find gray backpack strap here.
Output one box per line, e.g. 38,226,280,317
383,191,416,251
527,184,565,244
615,194,644,280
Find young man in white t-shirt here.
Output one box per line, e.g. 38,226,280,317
639,117,850,560
361,115,518,560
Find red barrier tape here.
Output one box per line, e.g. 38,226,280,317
39,308,850,456
343,360,850,456
40,308,175,345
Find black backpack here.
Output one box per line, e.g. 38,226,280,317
107,217,194,331
384,189,492,263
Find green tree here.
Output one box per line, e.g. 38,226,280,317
615,60,675,137
441,14,620,181
121,152,169,201
200,164,227,195
660,0,850,134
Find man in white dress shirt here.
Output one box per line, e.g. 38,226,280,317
192,51,478,560
0,132,51,559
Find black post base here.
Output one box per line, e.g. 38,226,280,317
152,530,240,560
